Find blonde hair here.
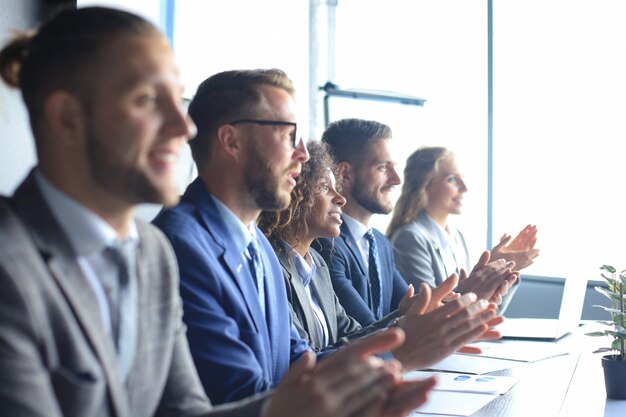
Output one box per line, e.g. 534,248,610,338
386,146,452,237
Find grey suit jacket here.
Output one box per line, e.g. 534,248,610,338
273,240,391,351
0,172,265,417
390,211,517,313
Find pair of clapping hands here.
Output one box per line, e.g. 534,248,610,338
455,223,539,305
263,237,533,417
266,264,504,417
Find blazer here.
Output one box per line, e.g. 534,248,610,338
0,172,264,417
315,222,408,326
390,211,518,313
152,178,311,406
390,211,470,289
274,241,392,351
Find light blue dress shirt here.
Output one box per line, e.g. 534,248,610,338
34,171,139,340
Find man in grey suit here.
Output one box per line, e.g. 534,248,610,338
0,6,436,417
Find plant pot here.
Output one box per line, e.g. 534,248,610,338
602,354,626,399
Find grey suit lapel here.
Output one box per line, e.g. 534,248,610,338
416,212,449,277
11,172,131,416
276,243,322,346
309,260,338,344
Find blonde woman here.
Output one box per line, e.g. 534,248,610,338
388,147,539,312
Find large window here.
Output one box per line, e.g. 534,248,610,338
76,1,626,278
335,0,626,279
333,0,489,261
493,1,626,278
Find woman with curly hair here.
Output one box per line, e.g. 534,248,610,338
258,141,405,350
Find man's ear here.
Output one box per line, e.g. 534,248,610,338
216,123,242,160
43,91,84,146
336,161,353,188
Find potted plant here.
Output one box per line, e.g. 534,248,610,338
586,265,626,399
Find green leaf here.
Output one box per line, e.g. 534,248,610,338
607,330,626,339
595,287,614,300
591,305,624,314
593,347,617,354
586,331,609,337
602,265,617,274
595,287,624,302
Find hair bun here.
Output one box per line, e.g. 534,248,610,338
0,31,35,88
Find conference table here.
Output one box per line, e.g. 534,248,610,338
416,323,626,417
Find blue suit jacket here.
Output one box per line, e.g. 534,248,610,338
315,222,408,326
152,178,310,405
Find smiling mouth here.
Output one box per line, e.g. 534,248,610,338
328,211,342,222
150,150,179,169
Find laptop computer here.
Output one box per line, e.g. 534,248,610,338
498,276,588,341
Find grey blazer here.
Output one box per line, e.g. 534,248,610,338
274,240,391,351
390,211,517,313
0,172,264,417
390,211,470,289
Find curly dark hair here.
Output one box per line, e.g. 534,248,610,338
257,140,337,252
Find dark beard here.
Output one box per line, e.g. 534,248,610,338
85,130,166,206
243,146,291,211
352,177,392,215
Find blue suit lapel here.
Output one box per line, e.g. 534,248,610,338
182,179,269,337
256,230,286,381
339,221,367,276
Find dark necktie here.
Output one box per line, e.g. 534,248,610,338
247,237,266,317
104,242,138,378
364,229,383,319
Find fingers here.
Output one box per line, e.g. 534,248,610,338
381,377,437,417
398,284,415,315
282,351,316,385
489,292,503,305
458,345,483,354
405,284,414,299
331,327,406,362
430,292,480,321
477,250,491,267
487,315,504,327
477,328,502,341
341,361,400,417
459,268,468,281
404,284,431,316
442,292,461,303
431,273,459,306
449,306,497,347
492,234,511,253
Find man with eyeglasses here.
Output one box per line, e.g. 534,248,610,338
152,69,440,412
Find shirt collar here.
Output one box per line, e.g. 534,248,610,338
34,170,138,257
342,213,370,241
292,250,317,288
209,194,254,254
425,212,453,250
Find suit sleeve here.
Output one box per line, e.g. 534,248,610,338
315,238,377,326
154,277,269,417
0,263,65,417
391,228,439,288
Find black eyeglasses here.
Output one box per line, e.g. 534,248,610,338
229,119,302,149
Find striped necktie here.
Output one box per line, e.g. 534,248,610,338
364,229,383,319
247,237,266,317
104,241,138,378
